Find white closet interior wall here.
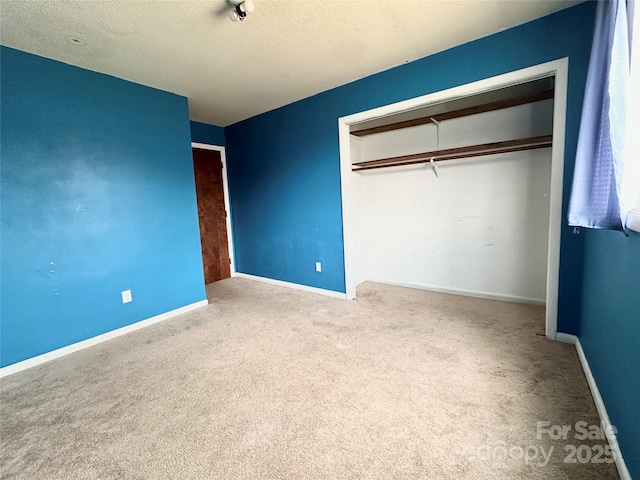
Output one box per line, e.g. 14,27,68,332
351,99,554,304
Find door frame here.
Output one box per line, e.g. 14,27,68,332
191,142,236,277
338,58,568,340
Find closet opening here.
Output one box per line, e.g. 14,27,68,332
338,59,568,340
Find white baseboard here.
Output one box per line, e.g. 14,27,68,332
554,333,631,480
0,299,209,379
554,332,577,344
366,279,546,305
233,272,347,299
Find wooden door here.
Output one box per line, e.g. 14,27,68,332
192,148,231,284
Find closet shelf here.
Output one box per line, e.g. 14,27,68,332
351,135,553,172
350,89,554,137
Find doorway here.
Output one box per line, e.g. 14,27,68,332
338,59,569,340
191,143,235,284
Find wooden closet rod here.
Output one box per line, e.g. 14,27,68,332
351,135,552,172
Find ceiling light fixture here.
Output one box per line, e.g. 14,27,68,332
229,0,254,22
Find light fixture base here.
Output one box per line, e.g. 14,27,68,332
229,0,254,22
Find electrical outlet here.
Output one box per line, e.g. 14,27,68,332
315,262,322,272
121,290,132,303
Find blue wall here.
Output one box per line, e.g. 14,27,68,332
190,120,226,146
578,230,640,476
226,2,595,333
0,47,207,367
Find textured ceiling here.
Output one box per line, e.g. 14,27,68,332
0,0,582,126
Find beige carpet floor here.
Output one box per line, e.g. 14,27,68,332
1,278,619,479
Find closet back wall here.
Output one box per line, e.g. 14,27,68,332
352,100,553,303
